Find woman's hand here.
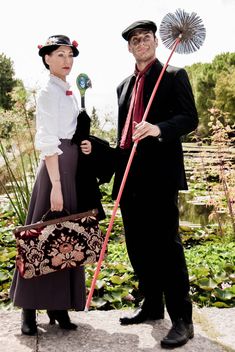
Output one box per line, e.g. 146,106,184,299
80,140,92,154
50,182,63,211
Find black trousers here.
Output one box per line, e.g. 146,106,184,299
120,188,192,324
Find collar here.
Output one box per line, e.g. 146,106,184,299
49,74,71,92
134,58,157,77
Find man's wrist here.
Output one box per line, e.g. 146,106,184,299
154,125,161,137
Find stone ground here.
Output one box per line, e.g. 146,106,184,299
0,306,234,352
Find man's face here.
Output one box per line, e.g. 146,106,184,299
128,30,158,63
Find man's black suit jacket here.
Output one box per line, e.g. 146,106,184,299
112,59,198,200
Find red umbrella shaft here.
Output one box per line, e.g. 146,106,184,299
85,36,181,311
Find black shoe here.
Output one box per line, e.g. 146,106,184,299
47,310,77,330
160,319,194,349
21,309,37,336
120,307,164,325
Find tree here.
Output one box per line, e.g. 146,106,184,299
186,52,235,137
211,52,235,73
0,53,17,110
214,67,235,123
90,106,100,130
186,62,215,136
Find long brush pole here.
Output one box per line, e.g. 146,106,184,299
85,35,181,311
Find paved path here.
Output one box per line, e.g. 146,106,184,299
0,307,234,352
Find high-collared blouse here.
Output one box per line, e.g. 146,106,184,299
35,74,79,160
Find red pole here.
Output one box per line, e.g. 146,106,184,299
85,36,181,311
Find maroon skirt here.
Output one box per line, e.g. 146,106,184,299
10,140,86,310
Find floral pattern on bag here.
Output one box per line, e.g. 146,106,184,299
14,214,104,279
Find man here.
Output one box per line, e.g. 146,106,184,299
112,20,198,349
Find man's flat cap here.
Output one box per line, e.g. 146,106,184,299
122,20,157,41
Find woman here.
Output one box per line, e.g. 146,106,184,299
10,35,91,335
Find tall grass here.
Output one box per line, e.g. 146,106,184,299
0,87,38,225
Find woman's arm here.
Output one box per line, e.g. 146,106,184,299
45,154,63,211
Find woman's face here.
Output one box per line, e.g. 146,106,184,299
45,46,74,81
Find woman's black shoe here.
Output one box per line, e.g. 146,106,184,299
21,309,37,336
46,310,77,330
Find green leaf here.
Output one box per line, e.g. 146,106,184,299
95,279,105,290
197,278,218,291
110,275,123,285
110,291,122,302
213,287,235,300
90,297,106,308
0,271,9,282
103,293,114,303
212,301,230,308
229,273,235,282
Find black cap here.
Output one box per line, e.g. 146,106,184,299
38,35,79,57
122,20,157,41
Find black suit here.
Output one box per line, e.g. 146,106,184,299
112,59,198,323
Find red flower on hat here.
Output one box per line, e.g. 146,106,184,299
38,45,43,49
72,40,78,47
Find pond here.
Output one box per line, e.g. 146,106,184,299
1,142,234,230
179,191,213,227
103,192,216,229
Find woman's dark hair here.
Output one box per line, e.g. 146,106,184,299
42,45,60,70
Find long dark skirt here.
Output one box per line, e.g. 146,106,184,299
10,139,86,310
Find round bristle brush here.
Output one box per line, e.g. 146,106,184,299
159,8,206,54
138,8,206,126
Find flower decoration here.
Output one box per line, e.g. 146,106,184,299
72,40,78,47
46,37,58,46
37,45,43,49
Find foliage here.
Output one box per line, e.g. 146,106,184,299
0,201,18,306
87,183,235,310
207,109,235,235
185,238,235,308
0,88,38,225
0,53,18,110
1,200,234,309
186,108,235,238
90,106,117,146
186,52,235,136
86,234,138,310
214,67,235,117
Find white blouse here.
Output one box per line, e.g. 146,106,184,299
35,74,79,160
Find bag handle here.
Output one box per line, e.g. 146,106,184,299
14,209,98,234
41,208,70,222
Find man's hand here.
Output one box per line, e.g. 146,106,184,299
132,121,160,141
